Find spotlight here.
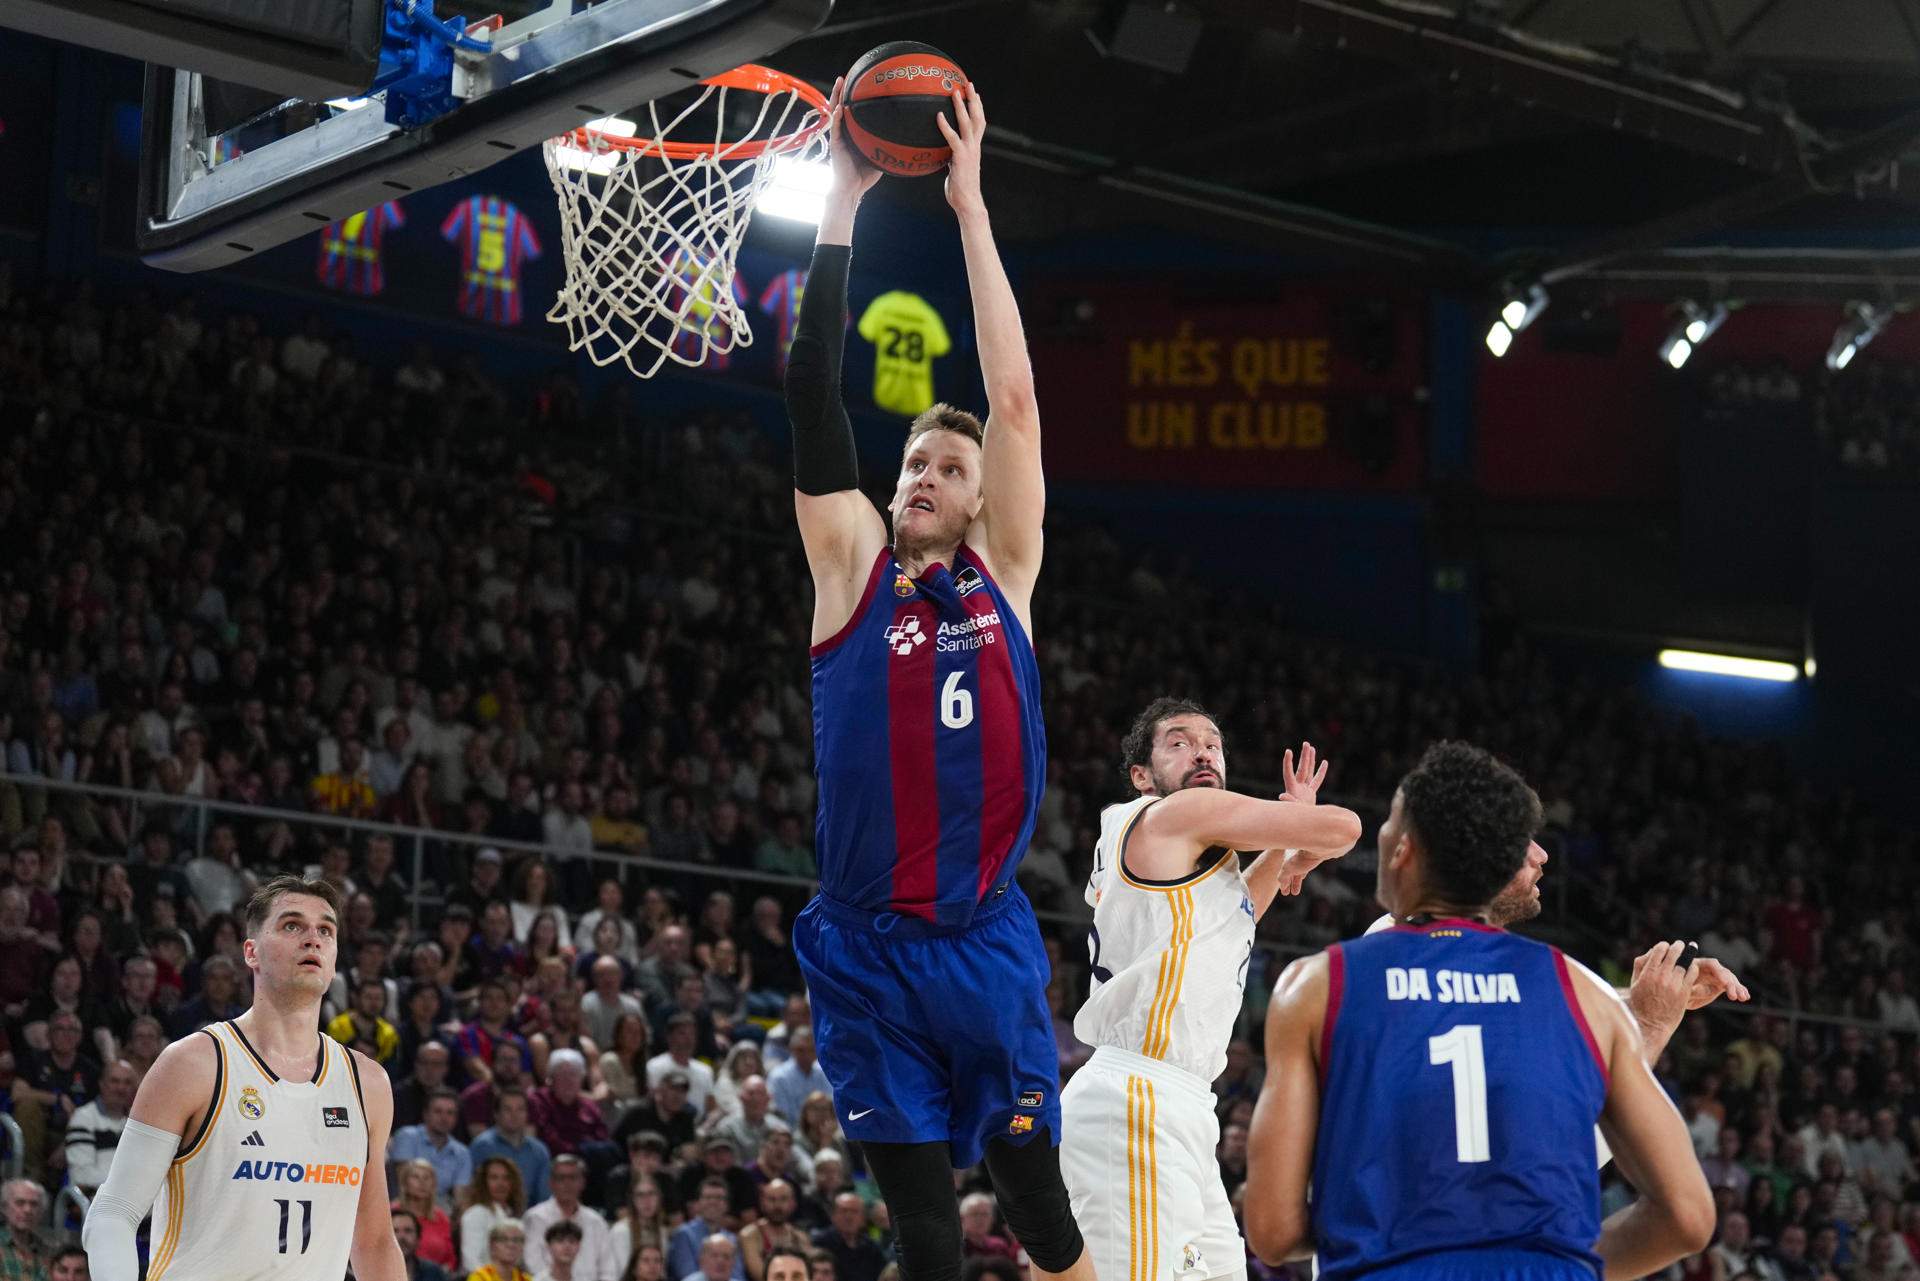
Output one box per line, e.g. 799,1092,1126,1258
1485,283,1546,359
1825,302,1892,372
1657,301,1728,370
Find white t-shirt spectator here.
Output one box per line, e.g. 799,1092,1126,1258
1878,989,1920,1032
522,1199,614,1281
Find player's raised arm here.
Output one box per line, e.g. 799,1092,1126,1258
81,1033,217,1281
1132,786,1362,882
1567,963,1716,1278
1243,952,1329,1264
787,76,888,643
937,84,1044,597
349,1048,407,1281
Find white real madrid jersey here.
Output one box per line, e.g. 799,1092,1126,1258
1073,795,1257,1083
149,1019,369,1281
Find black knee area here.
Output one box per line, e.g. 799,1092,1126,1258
864,1141,963,1281
984,1129,1085,1274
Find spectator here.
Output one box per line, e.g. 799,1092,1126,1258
63,1059,134,1195
311,736,376,817
460,1157,529,1277
328,975,401,1065
536,1220,588,1281
398,1041,456,1130
706,1077,786,1164
616,1071,698,1155
471,1088,553,1209
608,1178,671,1277
809,1194,885,1281
527,1050,618,1193
472,1218,534,1281
761,1248,809,1281
766,1029,829,1129
654,974,718,1063
606,1131,676,1229
683,1237,742,1281
582,957,645,1051
573,881,641,967
667,1180,744,1281
760,996,810,1070
675,1137,757,1219
1710,1212,1765,1279
623,1244,669,1281
393,1207,453,1281
522,1156,614,1281
465,1039,534,1141
1701,1127,1754,1202
598,1014,651,1113
740,1187,810,1281
711,1044,764,1122
391,1089,475,1208
1856,1108,1916,1197
647,1015,716,1117
511,861,571,948
47,1247,88,1281
393,1157,460,1275
0,1180,49,1280
459,980,532,1086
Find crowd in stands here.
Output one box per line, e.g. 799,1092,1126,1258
0,267,1916,1281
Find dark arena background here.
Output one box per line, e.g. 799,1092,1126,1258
1,1,1919,1279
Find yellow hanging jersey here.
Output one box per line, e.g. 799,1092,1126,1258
856,290,952,415
148,1020,370,1281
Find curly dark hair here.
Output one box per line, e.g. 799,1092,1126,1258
1399,740,1541,907
1119,697,1226,782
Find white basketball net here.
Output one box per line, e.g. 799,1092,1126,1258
543,75,827,379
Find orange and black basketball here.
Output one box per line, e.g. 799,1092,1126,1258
844,41,968,178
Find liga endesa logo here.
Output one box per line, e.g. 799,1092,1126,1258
232,1160,363,1186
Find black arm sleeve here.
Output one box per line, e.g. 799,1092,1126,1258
784,242,861,496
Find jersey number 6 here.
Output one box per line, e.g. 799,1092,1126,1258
940,671,974,729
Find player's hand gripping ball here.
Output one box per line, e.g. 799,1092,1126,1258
842,41,968,177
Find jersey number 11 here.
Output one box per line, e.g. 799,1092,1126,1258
276,1198,313,1254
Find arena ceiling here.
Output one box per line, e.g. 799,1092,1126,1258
772,0,1920,290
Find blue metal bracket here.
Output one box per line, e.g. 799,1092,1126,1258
372,0,491,130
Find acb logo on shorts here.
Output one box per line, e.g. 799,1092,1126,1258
1017,1091,1044,1109
237,1087,266,1121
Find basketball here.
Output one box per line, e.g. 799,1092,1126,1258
843,41,968,177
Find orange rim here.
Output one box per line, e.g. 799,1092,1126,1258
557,65,829,161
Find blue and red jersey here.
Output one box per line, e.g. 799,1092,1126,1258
758,268,806,374
317,201,405,296
1313,921,1608,1281
440,194,543,325
809,544,1046,932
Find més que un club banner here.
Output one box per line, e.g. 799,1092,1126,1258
1025,278,1425,490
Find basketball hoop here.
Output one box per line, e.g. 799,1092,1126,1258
543,65,829,379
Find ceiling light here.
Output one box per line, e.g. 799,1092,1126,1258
1658,649,1798,682
1825,301,1892,373
1658,301,1727,370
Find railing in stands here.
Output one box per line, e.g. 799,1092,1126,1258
51,1185,88,1233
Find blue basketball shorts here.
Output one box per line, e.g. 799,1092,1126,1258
1360,1248,1600,1281
792,884,1062,1169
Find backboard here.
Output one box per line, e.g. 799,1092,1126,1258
134,0,832,272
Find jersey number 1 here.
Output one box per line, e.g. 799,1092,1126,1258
276,1198,313,1254
1428,1025,1490,1163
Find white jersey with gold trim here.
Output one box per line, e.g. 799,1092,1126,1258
148,1019,369,1281
1072,795,1256,1084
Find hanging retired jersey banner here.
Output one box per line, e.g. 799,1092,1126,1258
316,200,405,296
440,194,544,325
1026,278,1426,490
858,289,952,416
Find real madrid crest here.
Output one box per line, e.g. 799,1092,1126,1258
238,1086,266,1120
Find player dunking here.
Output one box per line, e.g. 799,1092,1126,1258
1244,742,1717,1281
82,876,403,1281
782,78,1089,1281
1062,699,1361,1281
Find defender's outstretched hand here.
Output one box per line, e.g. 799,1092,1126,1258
825,76,882,202
935,81,986,215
